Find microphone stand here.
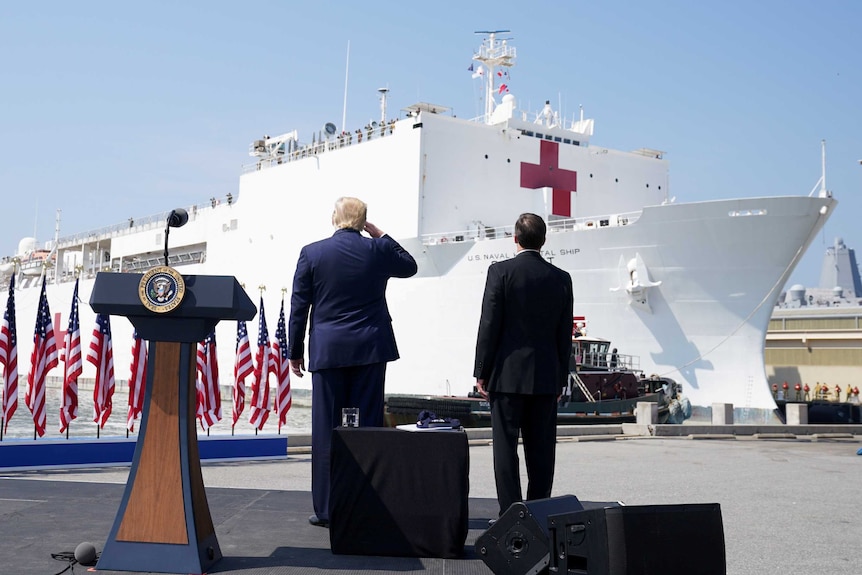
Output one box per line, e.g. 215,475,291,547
164,225,171,266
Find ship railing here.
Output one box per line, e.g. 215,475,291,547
579,352,640,372
51,202,211,251
420,211,642,245
242,121,398,173
116,250,205,273
52,210,171,249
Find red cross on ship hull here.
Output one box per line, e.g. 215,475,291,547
520,140,577,217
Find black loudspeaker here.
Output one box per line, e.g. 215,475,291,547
476,495,585,575
548,503,726,575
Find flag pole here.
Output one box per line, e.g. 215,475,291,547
255,284,264,437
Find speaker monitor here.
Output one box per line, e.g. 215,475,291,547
476,495,585,575
548,503,725,575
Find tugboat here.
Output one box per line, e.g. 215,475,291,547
384,335,683,427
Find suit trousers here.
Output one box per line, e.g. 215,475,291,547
489,391,558,516
311,363,386,521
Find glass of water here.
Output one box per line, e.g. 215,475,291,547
341,407,359,428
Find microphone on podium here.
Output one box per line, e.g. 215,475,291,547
163,207,189,266
167,208,189,228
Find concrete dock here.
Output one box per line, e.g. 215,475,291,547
1,424,860,574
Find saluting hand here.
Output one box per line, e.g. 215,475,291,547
364,221,384,238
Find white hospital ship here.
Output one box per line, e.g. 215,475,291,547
0,32,835,421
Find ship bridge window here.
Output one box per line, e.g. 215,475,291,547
544,135,553,140
563,138,571,145
535,133,543,139
523,130,534,137
554,136,562,142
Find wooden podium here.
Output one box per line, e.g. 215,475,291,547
89,271,256,574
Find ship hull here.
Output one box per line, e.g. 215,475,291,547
3,110,835,420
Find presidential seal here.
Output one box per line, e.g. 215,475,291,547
139,266,185,313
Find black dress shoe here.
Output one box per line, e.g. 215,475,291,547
309,514,330,528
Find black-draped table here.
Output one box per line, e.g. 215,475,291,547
328,427,470,558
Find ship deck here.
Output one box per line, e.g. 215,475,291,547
1,425,860,575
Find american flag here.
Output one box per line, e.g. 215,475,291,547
248,298,275,430
87,313,115,429
273,299,292,430
232,320,253,427
59,279,82,433
195,329,222,431
127,331,147,432
0,275,18,435
26,278,58,437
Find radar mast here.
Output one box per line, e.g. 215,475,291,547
473,30,516,124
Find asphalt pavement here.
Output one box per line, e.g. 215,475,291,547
2,431,860,575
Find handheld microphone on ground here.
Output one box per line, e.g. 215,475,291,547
163,207,189,265
74,541,97,565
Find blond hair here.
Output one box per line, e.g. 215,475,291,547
332,197,367,231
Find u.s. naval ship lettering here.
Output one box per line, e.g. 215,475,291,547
467,248,578,264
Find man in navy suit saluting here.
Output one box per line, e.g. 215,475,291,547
474,213,574,518
288,197,417,528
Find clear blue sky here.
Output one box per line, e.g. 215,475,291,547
1,0,860,289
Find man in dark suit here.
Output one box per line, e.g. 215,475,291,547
474,213,574,517
288,197,418,527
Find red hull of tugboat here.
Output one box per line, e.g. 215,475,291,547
384,335,678,428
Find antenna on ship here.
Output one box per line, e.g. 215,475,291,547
341,40,350,133
53,209,61,285
378,87,389,125
820,139,828,197
473,30,515,124
811,140,832,199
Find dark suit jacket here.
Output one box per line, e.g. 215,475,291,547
474,250,574,395
288,228,418,371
